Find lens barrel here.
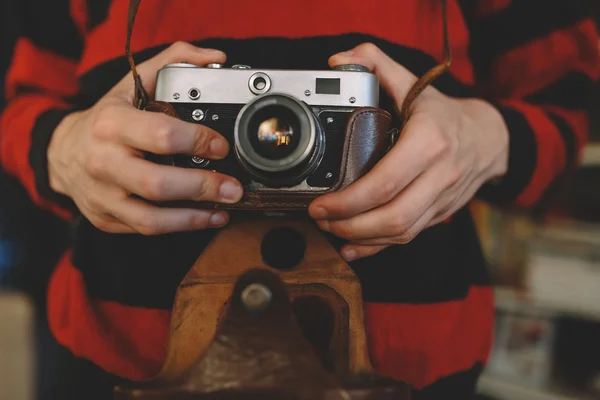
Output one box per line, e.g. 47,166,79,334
234,93,325,187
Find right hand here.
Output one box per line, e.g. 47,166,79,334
48,42,243,235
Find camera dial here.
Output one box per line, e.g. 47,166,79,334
333,64,369,72
234,93,325,187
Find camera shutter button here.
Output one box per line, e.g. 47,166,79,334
206,63,224,69
232,64,252,69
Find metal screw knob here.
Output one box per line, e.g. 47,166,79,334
241,283,272,312
192,109,205,121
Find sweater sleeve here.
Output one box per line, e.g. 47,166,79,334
462,0,600,210
0,0,87,219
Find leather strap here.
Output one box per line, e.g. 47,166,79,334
392,0,452,146
126,0,149,109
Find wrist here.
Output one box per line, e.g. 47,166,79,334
47,111,81,197
459,98,510,183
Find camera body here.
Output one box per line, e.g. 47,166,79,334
152,63,392,210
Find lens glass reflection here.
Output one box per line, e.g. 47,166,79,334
248,105,301,160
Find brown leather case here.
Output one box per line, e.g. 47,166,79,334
114,218,412,400
157,106,393,211
149,218,373,384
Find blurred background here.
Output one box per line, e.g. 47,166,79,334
1,4,599,400
472,8,600,399
0,13,71,400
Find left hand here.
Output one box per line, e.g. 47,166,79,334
309,43,509,261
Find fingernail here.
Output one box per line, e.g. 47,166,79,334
342,248,358,261
209,212,228,227
219,181,243,202
210,138,229,158
311,206,328,219
338,50,354,56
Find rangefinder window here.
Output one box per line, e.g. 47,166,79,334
315,78,341,95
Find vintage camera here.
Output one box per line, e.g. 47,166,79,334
152,63,392,210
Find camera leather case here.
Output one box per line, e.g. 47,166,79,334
146,102,392,211
233,106,392,210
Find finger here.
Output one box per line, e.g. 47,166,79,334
94,147,243,203
73,185,138,234
348,207,438,246
316,160,456,240
108,105,229,159
425,178,484,229
88,214,137,234
340,244,389,262
114,41,227,98
328,43,422,107
309,113,447,220
111,197,230,235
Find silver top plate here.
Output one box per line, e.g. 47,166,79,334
155,64,379,107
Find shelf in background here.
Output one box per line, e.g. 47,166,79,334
580,143,600,167
477,374,595,400
494,287,600,322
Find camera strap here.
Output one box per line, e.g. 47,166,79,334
392,0,452,147
125,0,451,141
126,0,148,110
126,0,179,117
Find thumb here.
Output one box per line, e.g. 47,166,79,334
328,43,417,107
113,41,227,100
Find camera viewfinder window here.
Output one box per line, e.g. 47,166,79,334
315,78,341,95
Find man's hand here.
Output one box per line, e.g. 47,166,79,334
48,42,244,235
309,43,509,261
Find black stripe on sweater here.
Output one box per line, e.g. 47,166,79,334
525,72,596,111
77,34,475,111
71,206,488,308
548,110,578,170
348,207,490,304
86,0,112,31
28,109,80,214
476,104,538,206
463,0,594,82
413,362,483,400
4,0,83,60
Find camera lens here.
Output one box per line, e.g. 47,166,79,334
235,93,324,187
248,106,300,160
